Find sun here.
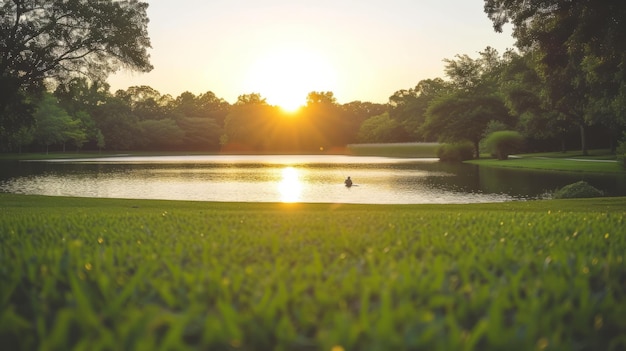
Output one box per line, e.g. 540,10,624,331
245,47,337,112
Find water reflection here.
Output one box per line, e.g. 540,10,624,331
0,155,624,204
278,167,302,202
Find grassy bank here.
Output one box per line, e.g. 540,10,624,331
1,194,625,350
467,150,624,174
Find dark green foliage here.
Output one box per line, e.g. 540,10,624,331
484,130,524,160
357,113,401,143
484,0,626,155
553,181,604,199
423,93,512,158
436,142,475,162
0,0,152,135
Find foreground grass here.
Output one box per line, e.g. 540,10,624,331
1,194,626,350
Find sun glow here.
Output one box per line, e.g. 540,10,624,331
245,47,338,112
278,167,302,202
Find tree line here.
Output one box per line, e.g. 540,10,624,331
2,0,625,157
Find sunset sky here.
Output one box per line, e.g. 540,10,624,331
108,0,515,109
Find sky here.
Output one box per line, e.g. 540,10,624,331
107,0,515,109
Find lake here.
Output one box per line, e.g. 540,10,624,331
1,155,624,204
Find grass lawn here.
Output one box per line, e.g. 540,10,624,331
1,193,625,350
468,149,624,174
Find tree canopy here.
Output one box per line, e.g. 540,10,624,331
484,0,626,154
0,0,152,135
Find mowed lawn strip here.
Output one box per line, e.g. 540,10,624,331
1,194,625,350
468,157,623,173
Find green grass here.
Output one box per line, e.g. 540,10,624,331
516,149,617,160
468,152,624,174
1,193,626,350
347,142,440,158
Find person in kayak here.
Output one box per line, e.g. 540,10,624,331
344,176,353,187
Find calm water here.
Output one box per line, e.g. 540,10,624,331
1,155,624,204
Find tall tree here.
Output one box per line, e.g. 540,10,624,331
0,0,152,135
423,48,514,157
422,94,511,158
54,77,110,147
301,91,349,150
484,0,626,154
221,93,277,152
389,78,452,141
32,93,85,154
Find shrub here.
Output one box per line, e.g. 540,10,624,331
484,130,524,160
553,181,603,199
437,141,474,162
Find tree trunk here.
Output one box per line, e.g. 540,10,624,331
579,124,588,156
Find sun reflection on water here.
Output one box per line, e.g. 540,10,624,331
278,167,302,202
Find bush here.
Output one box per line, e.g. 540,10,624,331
437,142,474,162
484,130,524,160
553,181,603,199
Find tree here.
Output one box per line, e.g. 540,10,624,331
92,96,140,150
221,93,278,151
138,119,184,149
32,94,85,154
389,78,452,141
499,52,571,151
357,113,401,143
0,0,152,134
484,0,626,154
341,101,387,144
54,78,110,147
119,85,168,121
422,48,514,157
300,91,349,150
422,94,511,158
